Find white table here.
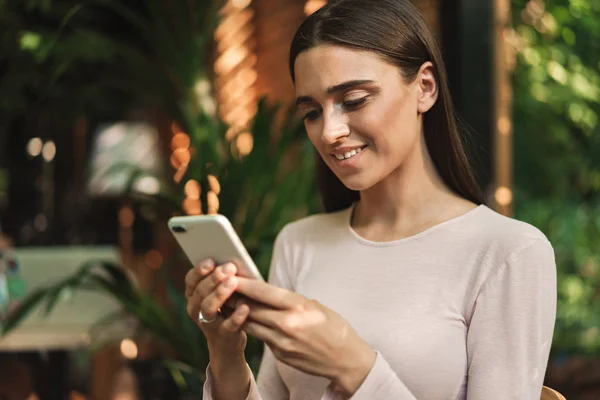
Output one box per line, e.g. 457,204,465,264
0,246,132,351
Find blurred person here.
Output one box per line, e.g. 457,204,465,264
185,0,557,399
0,227,25,316
0,227,12,313
1,231,38,400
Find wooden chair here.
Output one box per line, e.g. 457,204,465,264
541,386,566,400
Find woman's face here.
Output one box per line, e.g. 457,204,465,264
294,44,436,191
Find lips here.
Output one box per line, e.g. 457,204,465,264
331,145,368,161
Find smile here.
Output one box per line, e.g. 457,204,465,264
333,146,367,161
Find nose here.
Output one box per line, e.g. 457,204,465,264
321,111,350,144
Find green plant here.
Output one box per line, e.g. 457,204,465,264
1,100,318,394
511,0,600,355
1,258,209,391
0,0,320,394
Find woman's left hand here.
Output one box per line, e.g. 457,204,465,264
234,277,377,396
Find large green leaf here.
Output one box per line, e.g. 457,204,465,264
1,288,47,334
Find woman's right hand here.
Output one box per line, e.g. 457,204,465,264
185,259,250,356
186,259,253,399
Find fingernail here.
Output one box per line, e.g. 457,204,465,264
200,261,213,272
223,263,236,275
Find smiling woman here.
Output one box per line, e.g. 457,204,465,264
187,1,557,399
290,1,484,213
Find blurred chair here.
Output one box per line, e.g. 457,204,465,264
541,386,566,400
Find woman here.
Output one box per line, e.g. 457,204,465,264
185,0,557,399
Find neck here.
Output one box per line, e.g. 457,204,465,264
354,135,468,231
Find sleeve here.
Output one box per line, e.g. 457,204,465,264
466,238,557,399
322,351,418,400
203,226,292,400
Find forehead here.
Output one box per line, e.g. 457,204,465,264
293,45,397,94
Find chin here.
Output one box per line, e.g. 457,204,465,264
337,174,374,192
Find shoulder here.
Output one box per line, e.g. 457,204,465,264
269,209,350,288
462,205,552,257
278,207,350,244
446,205,555,292
461,206,556,286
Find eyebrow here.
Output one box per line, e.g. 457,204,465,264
295,79,376,106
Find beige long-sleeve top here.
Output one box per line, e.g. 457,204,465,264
203,204,557,399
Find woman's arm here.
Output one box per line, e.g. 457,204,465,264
203,226,293,400
466,238,557,399
203,346,289,400
203,351,253,400
323,237,556,400
323,351,418,400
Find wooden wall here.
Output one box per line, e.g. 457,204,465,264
251,0,442,106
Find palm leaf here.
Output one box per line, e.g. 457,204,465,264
43,277,77,316
165,279,208,366
163,358,205,392
1,288,47,334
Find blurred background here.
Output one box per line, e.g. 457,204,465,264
0,0,598,399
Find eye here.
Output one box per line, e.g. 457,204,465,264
343,96,368,111
303,109,322,121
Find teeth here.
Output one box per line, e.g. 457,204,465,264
334,147,364,160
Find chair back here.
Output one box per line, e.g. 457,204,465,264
541,386,566,400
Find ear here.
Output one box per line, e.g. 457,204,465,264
416,61,438,114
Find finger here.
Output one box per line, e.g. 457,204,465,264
242,320,282,346
187,263,238,321
219,293,244,319
221,304,250,332
200,275,239,320
185,259,215,297
246,302,285,330
194,262,237,300
235,277,302,309
224,293,243,309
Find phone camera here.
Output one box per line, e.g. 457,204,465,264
171,225,187,233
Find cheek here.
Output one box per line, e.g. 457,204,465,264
369,95,418,151
304,122,322,147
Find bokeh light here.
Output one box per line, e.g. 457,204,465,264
171,133,191,150
305,0,326,15
236,132,254,156
144,249,164,269
42,140,56,162
27,137,43,157
183,198,202,215
120,338,138,359
495,186,513,206
184,179,201,199
207,175,221,195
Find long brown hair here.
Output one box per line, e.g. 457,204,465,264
289,0,485,212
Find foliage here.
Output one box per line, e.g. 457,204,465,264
511,0,600,355
0,0,320,394
1,259,209,392
0,0,218,123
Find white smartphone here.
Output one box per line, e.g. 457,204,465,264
168,214,264,281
